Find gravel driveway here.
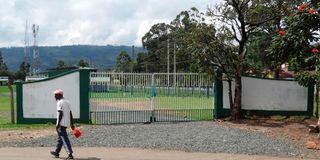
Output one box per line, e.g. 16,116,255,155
0,121,305,157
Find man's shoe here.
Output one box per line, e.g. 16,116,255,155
67,154,74,159
50,151,59,158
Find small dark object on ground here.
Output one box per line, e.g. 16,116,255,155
308,125,319,133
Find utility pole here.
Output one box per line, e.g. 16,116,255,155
173,41,176,74
173,40,176,94
132,45,135,60
131,45,135,72
167,39,170,86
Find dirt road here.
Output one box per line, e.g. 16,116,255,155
0,147,316,160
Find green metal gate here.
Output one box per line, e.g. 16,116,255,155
89,72,214,124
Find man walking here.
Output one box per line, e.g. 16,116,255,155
50,89,75,159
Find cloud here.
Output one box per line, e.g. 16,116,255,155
0,0,220,47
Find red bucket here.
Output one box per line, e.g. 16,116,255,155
73,128,82,138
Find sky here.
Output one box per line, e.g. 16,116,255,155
0,0,221,47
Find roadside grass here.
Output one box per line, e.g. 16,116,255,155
0,85,15,93
0,123,53,129
91,91,213,109
0,86,12,125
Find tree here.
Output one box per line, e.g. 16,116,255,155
77,59,90,67
246,0,292,76
142,9,202,73
188,0,278,120
268,0,320,116
104,68,113,72
115,51,132,72
170,8,202,72
246,32,273,76
56,60,69,69
134,52,148,72
14,61,30,80
268,1,320,67
0,51,8,72
142,23,171,72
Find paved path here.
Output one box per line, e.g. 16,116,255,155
0,147,315,160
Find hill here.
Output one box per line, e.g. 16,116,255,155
0,45,145,71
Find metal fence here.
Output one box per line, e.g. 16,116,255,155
89,72,214,124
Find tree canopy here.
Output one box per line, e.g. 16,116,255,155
77,59,90,68
141,0,287,120
115,51,132,72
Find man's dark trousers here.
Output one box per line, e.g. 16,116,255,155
55,126,73,155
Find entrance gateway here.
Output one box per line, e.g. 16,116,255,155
89,72,215,124
15,69,313,125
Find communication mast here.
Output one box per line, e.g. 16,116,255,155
24,21,30,75
32,24,40,75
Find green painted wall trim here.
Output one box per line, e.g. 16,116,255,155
79,69,90,123
15,118,88,124
221,109,231,117
243,110,310,116
23,69,79,84
48,69,76,77
242,75,295,82
307,85,314,116
16,81,23,124
214,70,223,119
224,109,313,117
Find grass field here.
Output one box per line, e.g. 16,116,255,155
90,91,214,109
0,86,12,124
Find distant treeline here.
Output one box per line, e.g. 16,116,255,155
0,45,145,71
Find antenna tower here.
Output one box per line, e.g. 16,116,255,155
32,24,40,75
24,21,30,75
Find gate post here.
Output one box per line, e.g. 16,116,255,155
214,70,223,119
79,69,90,123
150,74,156,122
16,81,23,124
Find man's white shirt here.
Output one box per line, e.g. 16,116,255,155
56,98,71,128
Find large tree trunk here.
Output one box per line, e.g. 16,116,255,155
228,79,234,111
316,85,319,118
231,73,243,121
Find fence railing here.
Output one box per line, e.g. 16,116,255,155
89,72,215,124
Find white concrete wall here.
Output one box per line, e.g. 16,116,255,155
223,77,308,111
23,72,80,118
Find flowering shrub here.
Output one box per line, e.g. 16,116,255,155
312,48,319,54
278,30,286,36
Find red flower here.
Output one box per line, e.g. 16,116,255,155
289,13,294,17
278,30,286,36
312,48,319,53
309,9,317,14
298,4,306,12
